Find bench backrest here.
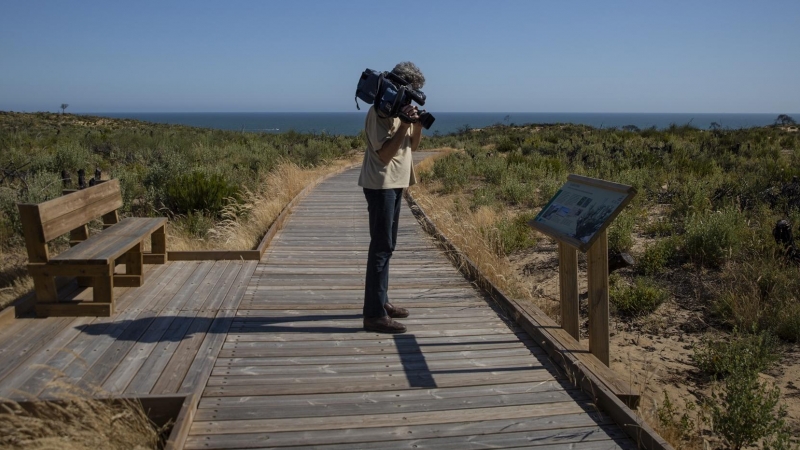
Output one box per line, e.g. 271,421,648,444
17,179,122,263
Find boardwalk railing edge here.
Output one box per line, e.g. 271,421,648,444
168,161,361,261
403,187,674,450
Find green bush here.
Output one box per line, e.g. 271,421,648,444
608,209,636,253
691,330,779,379
165,172,241,218
499,175,534,206
470,186,498,210
610,276,668,316
488,213,537,256
637,237,678,276
771,301,800,343
683,206,747,267
495,139,516,153
711,369,793,450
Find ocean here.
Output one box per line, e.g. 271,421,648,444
93,112,791,136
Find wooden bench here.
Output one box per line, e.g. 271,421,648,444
17,179,167,317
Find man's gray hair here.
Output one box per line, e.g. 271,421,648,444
391,61,425,90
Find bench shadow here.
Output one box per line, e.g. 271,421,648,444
75,313,363,343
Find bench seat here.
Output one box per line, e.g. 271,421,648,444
51,217,167,265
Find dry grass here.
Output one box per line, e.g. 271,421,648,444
0,248,33,311
408,151,542,310
0,389,162,450
167,157,359,251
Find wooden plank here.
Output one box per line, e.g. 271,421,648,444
35,179,120,223
184,412,613,449
163,393,200,450
35,301,112,317
113,274,143,287
215,347,541,367
204,370,560,397
189,402,589,435
587,229,610,366
559,241,580,341
101,312,182,394
178,310,236,394
196,389,588,422
212,356,544,380
195,427,633,450
0,316,93,398
40,194,123,241
0,317,74,387
14,316,118,397
27,262,112,277
17,203,49,262
168,250,261,261
162,261,216,311
75,310,161,390
198,381,571,409
151,309,217,394
144,253,167,264
211,261,257,311
124,310,200,395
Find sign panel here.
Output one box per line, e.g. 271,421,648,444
529,175,636,252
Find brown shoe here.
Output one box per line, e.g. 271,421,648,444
364,316,407,334
385,303,409,318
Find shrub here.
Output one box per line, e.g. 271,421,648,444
691,330,779,379
499,175,534,206
610,276,668,316
637,237,678,276
683,206,747,267
495,139,516,153
771,300,800,343
470,186,498,210
165,172,240,218
488,213,537,256
607,209,636,253
711,369,793,450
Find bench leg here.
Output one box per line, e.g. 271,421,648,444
32,276,58,303
126,242,143,277
150,225,167,263
114,242,144,287
93,275,114,313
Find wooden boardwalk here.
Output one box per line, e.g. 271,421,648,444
0,159,637,449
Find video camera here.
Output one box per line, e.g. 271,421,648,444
355,68,436,129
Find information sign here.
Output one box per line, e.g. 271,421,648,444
529,175,636,252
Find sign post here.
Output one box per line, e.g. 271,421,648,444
529,174,636,366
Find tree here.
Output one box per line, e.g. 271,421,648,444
775,114,796,126
60,103,69,114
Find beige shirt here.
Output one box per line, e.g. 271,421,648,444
358,106,418,189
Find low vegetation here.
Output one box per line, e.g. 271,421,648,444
0,396,163,449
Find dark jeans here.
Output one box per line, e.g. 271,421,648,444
363,187,403,319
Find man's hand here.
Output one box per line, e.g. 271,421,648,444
401,105,420,123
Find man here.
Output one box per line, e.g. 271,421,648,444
358,61,426,334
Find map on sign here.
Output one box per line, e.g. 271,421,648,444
530,175,635,251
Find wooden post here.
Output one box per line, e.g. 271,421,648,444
558,242,580,341
587,229,610,366
152,225,167,263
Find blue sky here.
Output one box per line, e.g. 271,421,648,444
1,1,798,113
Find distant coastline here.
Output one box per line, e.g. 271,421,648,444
90,112,793,136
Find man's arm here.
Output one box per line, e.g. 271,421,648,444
410,122,423,151
376,105,419,165
376,122,411,165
